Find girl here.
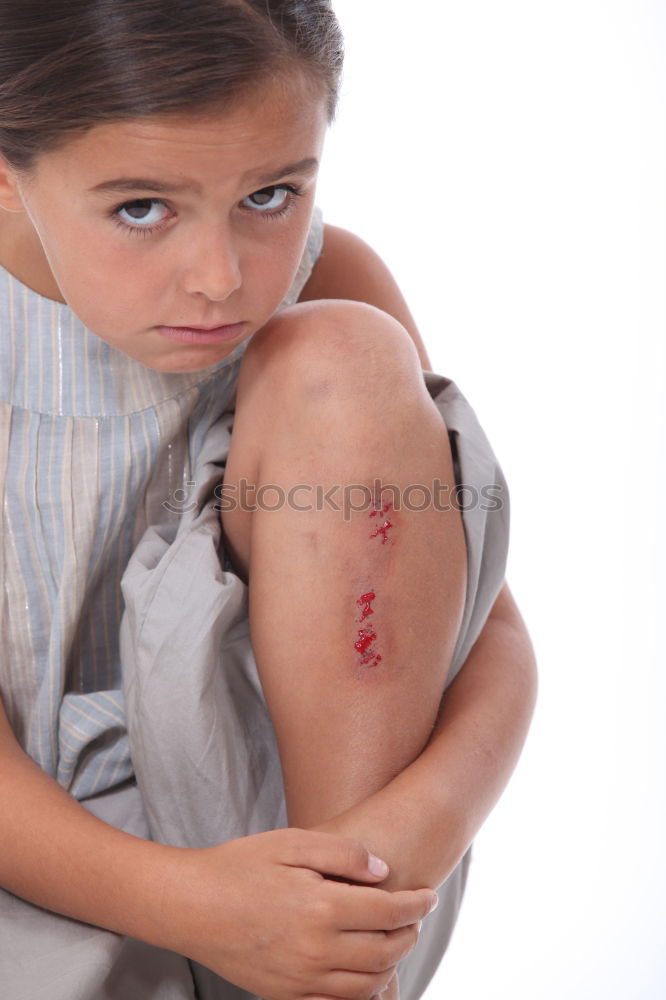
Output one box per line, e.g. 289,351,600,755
0,2,537,999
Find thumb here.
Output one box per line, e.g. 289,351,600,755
285,829,390,882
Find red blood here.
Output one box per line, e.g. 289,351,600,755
354,626,381,667
369,518,393,544
354,627,377,654
361,651,382,667
356,591,376,622
369,503,392,519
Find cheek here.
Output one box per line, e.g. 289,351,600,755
253,227,312,289
57,247,154,333
39,220,115,291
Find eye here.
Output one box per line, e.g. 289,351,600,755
242,185,295,214
114,198,171,228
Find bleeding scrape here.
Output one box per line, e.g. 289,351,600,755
352,505,394,668
354,626,382,667
369,503,393,545
354,592,381,666
356,591,376,622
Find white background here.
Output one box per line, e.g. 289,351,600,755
317,3,665,998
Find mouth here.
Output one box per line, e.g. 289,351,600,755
156,322,247,345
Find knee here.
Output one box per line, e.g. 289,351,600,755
238,299,425,408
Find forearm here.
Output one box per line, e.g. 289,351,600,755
0,702,182,946
309,595,538,893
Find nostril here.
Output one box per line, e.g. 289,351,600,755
186,269,242,303
181,245,242,302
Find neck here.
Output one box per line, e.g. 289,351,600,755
0,209,65,303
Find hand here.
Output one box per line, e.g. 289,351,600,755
157,828,436,1000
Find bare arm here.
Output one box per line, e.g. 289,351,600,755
0,695,435,996
0,697,175,940
297,225,538,890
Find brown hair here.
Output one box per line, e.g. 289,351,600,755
0,0,344,171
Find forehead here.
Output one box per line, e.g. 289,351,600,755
39,73,328,179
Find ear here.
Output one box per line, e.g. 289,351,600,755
0,156,28,212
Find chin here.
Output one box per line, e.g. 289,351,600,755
138,346,236,374
90,329,235,374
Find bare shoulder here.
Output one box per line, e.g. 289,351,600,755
298,223,432,369
298,225,374,299
299,223,407,307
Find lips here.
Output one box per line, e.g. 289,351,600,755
156,322,247,345
172,323,239,331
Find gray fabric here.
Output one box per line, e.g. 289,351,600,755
424,371,510,687
118,369,510,1000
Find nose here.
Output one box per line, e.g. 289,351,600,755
181,223,242,302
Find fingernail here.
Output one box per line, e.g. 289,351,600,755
368,854,389,877
429,894,440,913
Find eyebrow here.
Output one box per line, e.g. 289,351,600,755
89,157,320,195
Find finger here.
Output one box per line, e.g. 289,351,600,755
277,828,391,883
305,965,397,1000
336,923,421,974
324,883,438,932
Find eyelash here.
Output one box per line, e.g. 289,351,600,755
110,183,304,239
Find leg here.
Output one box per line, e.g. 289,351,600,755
221,299,467,828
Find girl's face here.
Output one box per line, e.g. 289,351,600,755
1,74,328,372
